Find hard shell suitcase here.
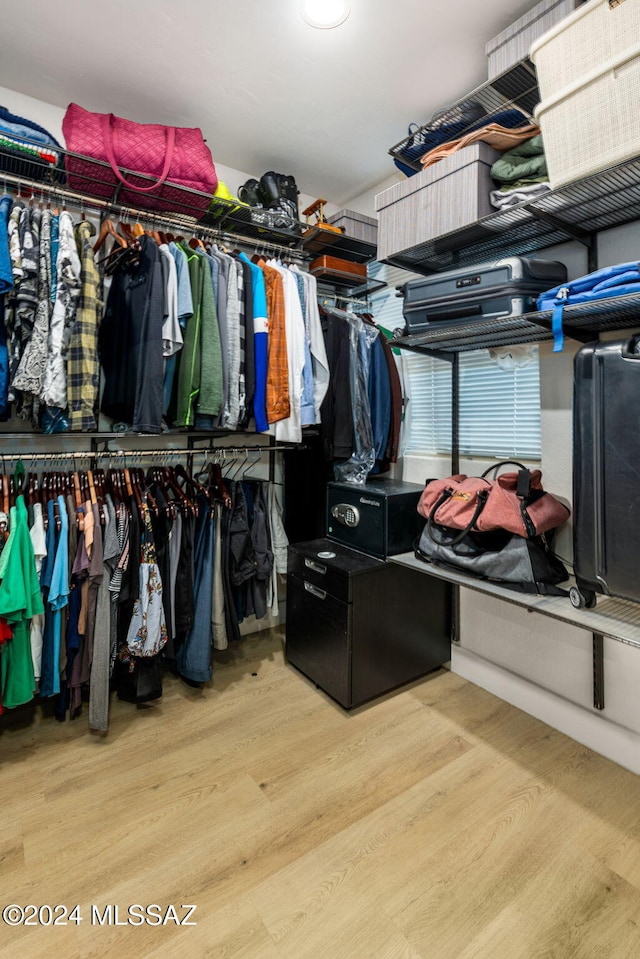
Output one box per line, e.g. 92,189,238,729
400,256,567,333
571,338,640,609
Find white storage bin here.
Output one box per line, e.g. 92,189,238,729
375,143,500,261
486,0,582,80
327,209,378,245
531,0,640,188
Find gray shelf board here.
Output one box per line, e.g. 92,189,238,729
391,552,640,650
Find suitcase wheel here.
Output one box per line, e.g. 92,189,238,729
569,585,597,610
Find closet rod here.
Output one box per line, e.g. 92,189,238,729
1,170,113,216
320,293,371,308
0,171,309,262
178,443,302,455
0,445,300,463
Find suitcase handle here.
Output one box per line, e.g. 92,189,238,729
304,581,327,600
423,303,482,323
621,337,640,359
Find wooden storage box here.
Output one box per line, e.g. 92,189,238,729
375,143,500,262
531,0,640,188
486,0,583,79
327,209,378,244
309,255,367,280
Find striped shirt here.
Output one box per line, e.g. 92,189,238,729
68,222,100,431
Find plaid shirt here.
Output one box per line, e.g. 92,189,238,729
68,222,100,431
260,261,290,423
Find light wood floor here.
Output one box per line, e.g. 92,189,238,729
2,627,640,959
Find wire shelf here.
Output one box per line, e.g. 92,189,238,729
391,292,640,356
388,59,539,174
0,135,310,250
383,152,640,275
200,197,304,249
301,226,377,263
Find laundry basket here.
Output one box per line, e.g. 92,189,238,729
530,0,640,188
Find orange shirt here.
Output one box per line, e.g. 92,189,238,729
259,261,290,423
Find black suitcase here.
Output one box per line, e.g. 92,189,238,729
400,256,567,333
571,338,640,609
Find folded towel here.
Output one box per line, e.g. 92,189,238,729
490,182,551,210
420,123,540,170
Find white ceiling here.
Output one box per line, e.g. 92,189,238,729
0,0,537,205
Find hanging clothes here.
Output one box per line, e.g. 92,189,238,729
0,495,43,708
100,233,164,432
41,210,81,413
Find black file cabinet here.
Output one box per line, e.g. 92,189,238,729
286,538,451,708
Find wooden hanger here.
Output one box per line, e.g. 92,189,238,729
118,220,135,242
209,462,232,509
93,218,128,254
73,472,85,531
163,466,196,517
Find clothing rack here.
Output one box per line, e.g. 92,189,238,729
0,444,299,463
319,293,372,309
0,169,310,263
0,444,301,478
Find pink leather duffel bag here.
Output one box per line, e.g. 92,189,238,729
62,103,217,216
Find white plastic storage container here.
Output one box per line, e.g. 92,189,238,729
485,0,582,79
375,143,500,262
327,209,378,244
531,0,640,188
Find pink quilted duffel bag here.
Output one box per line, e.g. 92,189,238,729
62,103,217,217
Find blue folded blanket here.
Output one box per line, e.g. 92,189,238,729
537,262,640,352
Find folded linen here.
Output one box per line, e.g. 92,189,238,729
420,122,540,170
491,135,547,184
490,182,551,209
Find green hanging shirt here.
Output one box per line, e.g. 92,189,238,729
0,496,44,708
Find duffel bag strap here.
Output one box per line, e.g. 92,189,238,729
102,114,176,193
426,488,488,547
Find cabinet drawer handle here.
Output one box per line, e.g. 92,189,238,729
304,558,327,575
304,581,327,600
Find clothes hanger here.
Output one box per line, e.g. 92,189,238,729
242,450,263,482
132,466,159,517
162,466,195,517
118,219,135,242
93,218,128,253
173,462,208,497
208,462,232,509
145,468,176,521
73,471,85,531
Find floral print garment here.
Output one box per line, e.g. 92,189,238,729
124,502,168,660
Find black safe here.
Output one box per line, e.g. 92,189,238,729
326,478,425,559
286,538,451,709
